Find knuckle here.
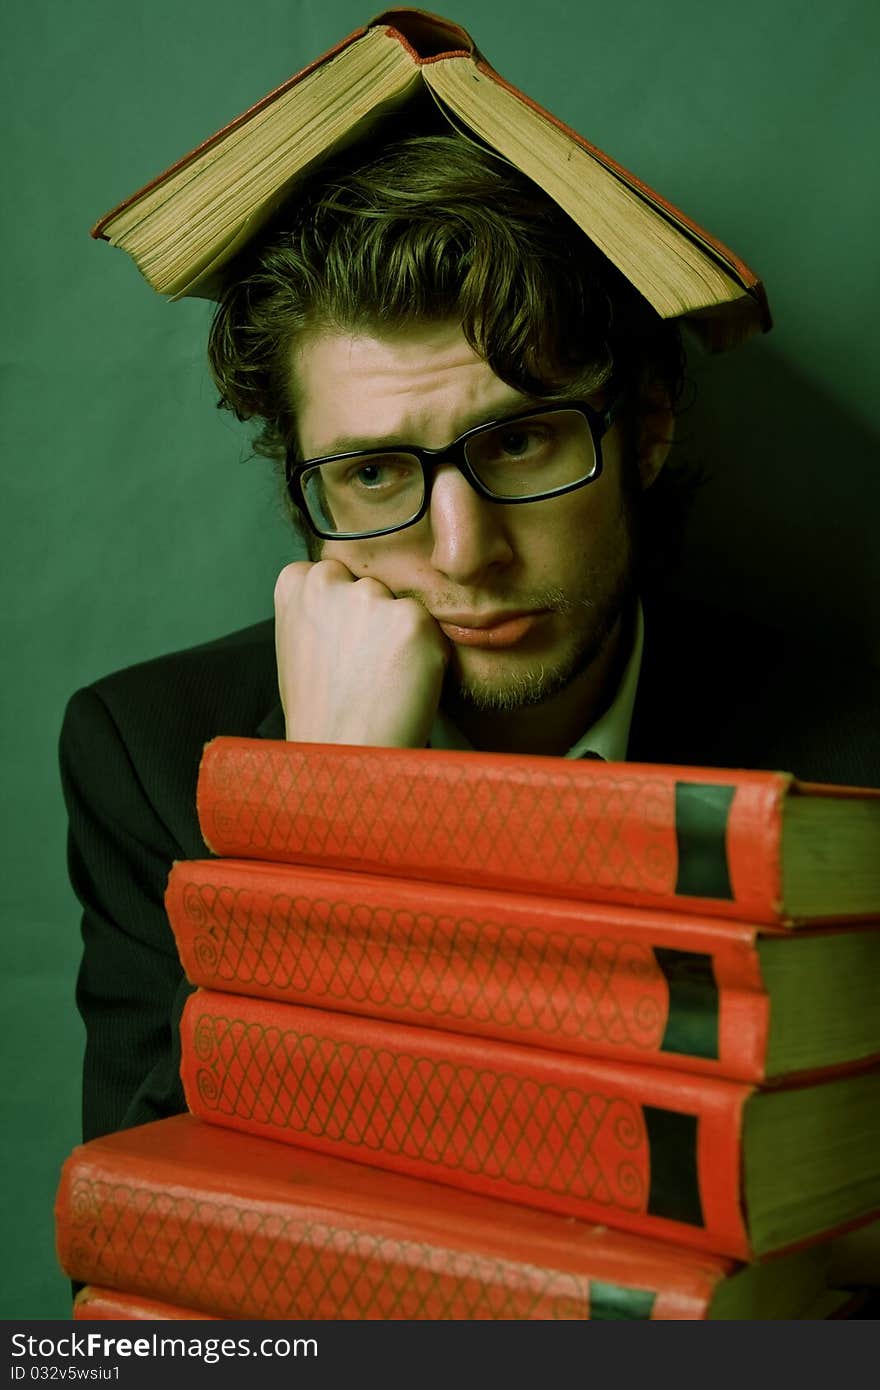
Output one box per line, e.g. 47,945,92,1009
313,558,354,583
353,576,389,600
274,563,307,606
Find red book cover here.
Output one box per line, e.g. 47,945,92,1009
195,738,879,925
180,990,880,1261
166,857,768,1080
57,1114,814,1320
73,1287,218,1321
167,859,880,1085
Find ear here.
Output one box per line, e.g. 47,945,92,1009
636,388,675,490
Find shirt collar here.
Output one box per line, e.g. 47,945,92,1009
429,600,644,760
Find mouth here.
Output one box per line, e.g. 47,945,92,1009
435,611,545,649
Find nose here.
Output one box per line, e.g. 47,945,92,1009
426,464,514,584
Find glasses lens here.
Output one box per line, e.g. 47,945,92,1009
300,453,424,536
465,409,597,498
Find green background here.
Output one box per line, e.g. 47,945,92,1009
3,0,878,1318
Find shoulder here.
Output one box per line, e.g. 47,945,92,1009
632,594,880,787
81,615,277,714
60,617,278,856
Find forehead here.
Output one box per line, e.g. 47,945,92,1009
289,321,529,455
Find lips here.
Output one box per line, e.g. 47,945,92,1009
435,611,544,648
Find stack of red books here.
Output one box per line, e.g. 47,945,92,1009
57,739,880,1319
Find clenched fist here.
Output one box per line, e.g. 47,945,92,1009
274,560,450,747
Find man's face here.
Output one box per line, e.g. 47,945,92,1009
289,320,639,719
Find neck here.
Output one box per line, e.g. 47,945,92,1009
444,605,633,756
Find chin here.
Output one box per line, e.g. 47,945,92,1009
444,642,597,716
443,576,636,717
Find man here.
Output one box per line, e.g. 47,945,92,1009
244,133,676,760
61,128,879,1147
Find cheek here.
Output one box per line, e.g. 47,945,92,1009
519,481,627,571
322,539,357,565
321,536,417,583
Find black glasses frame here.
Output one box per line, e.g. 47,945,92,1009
285,389,628,541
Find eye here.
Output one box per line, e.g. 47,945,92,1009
497,427,538,459
352,462,387,488
486,420,554,464
336,454,420,493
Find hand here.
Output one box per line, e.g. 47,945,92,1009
274,560,450,747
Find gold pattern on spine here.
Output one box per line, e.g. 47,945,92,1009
194,1012,650,1210
204,746,678,895
178,878,669,1051
66,1176,614,1319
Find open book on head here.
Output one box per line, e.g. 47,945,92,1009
92,7,770,352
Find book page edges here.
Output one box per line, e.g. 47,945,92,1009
160,124,768,320
92,14,768,346
470,58,765,295
91,13,472,242
422,60,766,339
168,73,423,299
683,293,771,353
91,24,372,240
96,30,418,253
790,779,880,801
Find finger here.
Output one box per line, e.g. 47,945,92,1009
273,560,315,608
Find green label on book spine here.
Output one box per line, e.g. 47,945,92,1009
589,1280,658,1320
644,1107,704,1226
655,948,719,1060
674,782,736,899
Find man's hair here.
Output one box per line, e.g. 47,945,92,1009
208,124,691,567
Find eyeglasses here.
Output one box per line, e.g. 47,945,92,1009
285,391,627,541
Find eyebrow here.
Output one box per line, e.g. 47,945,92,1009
309,395,557,459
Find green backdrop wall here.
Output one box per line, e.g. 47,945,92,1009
3,0,878,1318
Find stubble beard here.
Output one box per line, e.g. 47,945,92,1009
314,471,643,721
439,468,642,718
439,563,637,717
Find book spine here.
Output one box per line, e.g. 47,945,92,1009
180,991,754,1259
196,738,789,923
166,858,770,1081
74,1287,217,1321
56,1117,727,1320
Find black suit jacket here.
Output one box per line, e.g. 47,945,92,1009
59,597,880,1144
